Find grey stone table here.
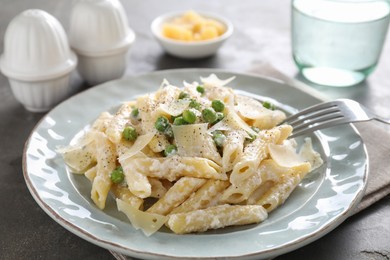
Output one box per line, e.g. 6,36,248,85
0,1,389,259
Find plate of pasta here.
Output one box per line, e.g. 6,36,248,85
23,69,368,259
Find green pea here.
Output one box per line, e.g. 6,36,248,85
155,116,170,132
189,99,201,110
246,132,257,142
196,85,205,94
251,126,260,133
182,110,196,124
178,92,189,99
202,108,217,123
164,125,174,138
164,144,177,157
212,131,226,147
263,101,275,110
131,107,139,118
122,126,138,141
173,116,187,126
216,112,224,122
211,100,225,112
110,166,124,184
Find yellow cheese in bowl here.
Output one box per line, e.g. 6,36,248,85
162,11,226,41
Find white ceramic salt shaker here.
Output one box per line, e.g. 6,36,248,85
0,9,77,112
69,0,135,86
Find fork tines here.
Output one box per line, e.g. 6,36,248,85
283,101,348,138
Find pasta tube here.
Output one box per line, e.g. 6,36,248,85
255,162,311,212
121,157,152,199
111,184,144,210
105,102,135,144
129,156,226,182
147,177,206,215
90,132,116,209
84,165,97,182
167,204,268,234
171,179,230,214
222,130,245,172
220,168,262,204
149,178,170,199
230,125,292,186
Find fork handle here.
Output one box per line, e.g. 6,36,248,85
374,117,390,125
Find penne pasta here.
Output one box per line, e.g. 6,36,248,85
84,165,97,182
256,174,302,212
255,161,311,212
222,130,245,172
146,177,207,215
121,156,152,199
220,168,262,204
230,125,292,187
111,184,144,210
166,204,268,234
128,156,226,182
149,178,170,199
60,74,322,236
171,179,230,214
105,101,135,144
90,132,116,209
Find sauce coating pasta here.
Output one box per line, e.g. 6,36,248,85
59,74,323,235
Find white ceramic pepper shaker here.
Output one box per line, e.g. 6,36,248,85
0,9,77,112
69,0,135,86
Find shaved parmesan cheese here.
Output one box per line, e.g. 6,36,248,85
57,133,96,173
159,78,170,89
105,103,134,144
208,107,256,138
154,84,181,105
118,133,155,162
172,123,222,164
91,112,114,132
200,74,235,87
116,198,167,236
183,80,199,89
235,95,286,129
158,98,191,116
268,143,304,168
299,138,323,170
206,120,231,133
235,94,268,119
269,137,323,170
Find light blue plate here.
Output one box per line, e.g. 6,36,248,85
23,69,368,259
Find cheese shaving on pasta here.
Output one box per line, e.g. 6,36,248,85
268,142,305,168
116,198,168,236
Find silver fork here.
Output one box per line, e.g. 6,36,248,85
282,99,390,138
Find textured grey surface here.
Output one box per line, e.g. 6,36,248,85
0,0,389,259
